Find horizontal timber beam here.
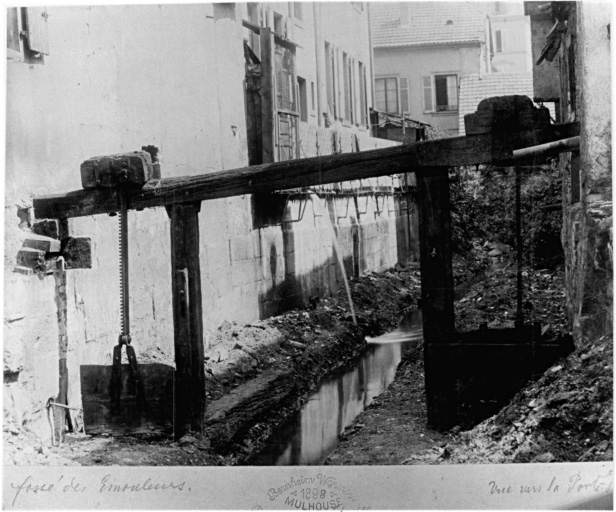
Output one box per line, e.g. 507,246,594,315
33,123,579,220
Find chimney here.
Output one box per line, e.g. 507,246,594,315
399,3,410,26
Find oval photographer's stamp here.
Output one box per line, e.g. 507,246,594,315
261,473,369,510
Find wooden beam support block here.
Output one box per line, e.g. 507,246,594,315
61,237,92,269
166,202,205,438
464,95,551,135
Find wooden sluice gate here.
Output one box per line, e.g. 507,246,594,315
33,96,579,437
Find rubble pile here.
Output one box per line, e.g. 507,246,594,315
404,332,612,465
455,263,568,333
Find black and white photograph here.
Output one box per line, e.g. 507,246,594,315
3,1,612,509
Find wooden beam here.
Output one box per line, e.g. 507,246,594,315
32,123,579,220
417,167,458,431
167,202,205,438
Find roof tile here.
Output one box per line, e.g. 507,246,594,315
371,2,486,48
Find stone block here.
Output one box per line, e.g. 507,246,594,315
22,233,61,253
16,248,45,270
3,329,24,374
31,220,59,239
230,235,253,262
232,259,257,287
61,237,92,269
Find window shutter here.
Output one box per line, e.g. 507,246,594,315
422,76,433,112
446,75,458,108
495,30,503,53
400,77,410,113
375,78,386,112
26,7,49,55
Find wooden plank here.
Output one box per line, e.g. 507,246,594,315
417,167,457,431
260,28,275,165
79,363,175,437
32,123,579,220
167,202,205,438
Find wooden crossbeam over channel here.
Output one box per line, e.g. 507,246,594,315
33,123,578,220
34,120,579,438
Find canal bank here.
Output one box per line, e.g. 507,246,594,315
3,252,488,466
326,264,612,466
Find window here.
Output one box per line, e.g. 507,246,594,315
310,81,316,112
325,42,337,117
358,62,368,126
273,12,285,36
245,3,261,58
495,30,504,53
7,7,48,64
422,74,458,112
343,53,354,122
298,77,308,122
375,77,399,114
293,2,303,20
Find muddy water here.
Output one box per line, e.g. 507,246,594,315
249,310,423,466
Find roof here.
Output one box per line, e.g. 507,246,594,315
371,2,486,48
458,72,535,134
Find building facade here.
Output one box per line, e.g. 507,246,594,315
371,2,535,137
371,1,490,136
4,3,411,439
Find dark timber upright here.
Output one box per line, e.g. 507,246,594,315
166,202,205,438
416,168,457,430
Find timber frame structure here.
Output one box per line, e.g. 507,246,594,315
33,102,580,436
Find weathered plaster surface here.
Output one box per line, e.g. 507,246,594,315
5,3,409,435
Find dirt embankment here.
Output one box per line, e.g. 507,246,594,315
327,265,612,466
6,252,488,466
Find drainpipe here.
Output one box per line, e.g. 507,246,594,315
313,2,323,127
367,2,376,135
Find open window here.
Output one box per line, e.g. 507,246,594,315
423,74,458,113
297,76,308,122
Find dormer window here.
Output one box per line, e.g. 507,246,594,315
446,20,453,25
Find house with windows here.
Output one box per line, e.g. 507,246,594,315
371,1,490,137
371,1,535,138
5,3,413,439
477,1,533,73
241,2,376,163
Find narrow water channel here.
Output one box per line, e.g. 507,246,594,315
249,310,424,466
249,259,508,465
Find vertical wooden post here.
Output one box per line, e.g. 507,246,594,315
260,28,276,164
167,202,205,438
417,167,457,430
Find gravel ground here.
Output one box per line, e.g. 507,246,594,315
326,264,612,466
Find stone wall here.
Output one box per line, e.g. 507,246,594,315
558,2,612,341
